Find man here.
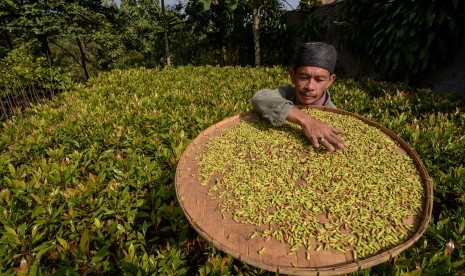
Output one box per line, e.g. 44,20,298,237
251,42,347,152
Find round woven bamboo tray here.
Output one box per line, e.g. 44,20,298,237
175,106,433,275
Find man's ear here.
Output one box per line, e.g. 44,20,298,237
327,73,336,88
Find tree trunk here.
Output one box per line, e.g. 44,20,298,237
161,0,171,67
76,37,90,80
252,6,261,67
2,30,13,50
38,34,52,59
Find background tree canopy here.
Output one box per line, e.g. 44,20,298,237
0,0,299,85
343,0,465,84
1,0,463,85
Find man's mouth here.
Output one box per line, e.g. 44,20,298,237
301,92,317,100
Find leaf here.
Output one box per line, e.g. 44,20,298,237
30,193,42,204
32,242,55,263
451,258,465,268
169,200,175,214
142,221,148,236
31,225,38,238
112,169,123,176
90,244,110,264
89,173,96,183
406,269,422,276
57,237,68,250
94,218,101,228
19,223,27,237
4,226,17,236
13,179,26,189
28,263,41,276
128,243,135,260
79,230,90,256
202,0,211,10
459,219,465,234
8,163,16,175
32,231,46,244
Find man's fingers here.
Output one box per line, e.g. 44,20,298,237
302,121,347,151
331,127,344,135
308,134,345,151
314,136,336,152
329,134,347,148
310,136,319,148
320,139,335,152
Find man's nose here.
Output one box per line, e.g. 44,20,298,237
305,79,315,90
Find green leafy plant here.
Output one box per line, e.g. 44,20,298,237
0,66,464,274
0,44,72,120
343,0,465,84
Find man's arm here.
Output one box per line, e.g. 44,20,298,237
286,107,347,151
251,87,294,126
251,87,346,151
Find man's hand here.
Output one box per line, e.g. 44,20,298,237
286,107,347,152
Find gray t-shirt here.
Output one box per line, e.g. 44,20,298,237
251,84,336,126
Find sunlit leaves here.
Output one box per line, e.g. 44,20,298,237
0,66,464,274
0,65,288,274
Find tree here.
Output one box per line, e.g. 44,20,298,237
161,0,171,66
0,0,18,55
197,0,286,67
344,0,465,84
119,0,165,67
0,0,66,58
256,0,289,65
251,0,262,66
0,0,120,80
185,0,252,65
59,3,104,79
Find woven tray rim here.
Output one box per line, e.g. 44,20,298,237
175,106,433,275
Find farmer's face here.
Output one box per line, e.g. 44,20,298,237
290,66,335,105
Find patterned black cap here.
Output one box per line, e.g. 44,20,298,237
293,42,337,74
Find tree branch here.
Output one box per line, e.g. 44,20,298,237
49,39,83,67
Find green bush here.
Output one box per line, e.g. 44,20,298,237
0,44,72,99
343,0,465,84
0,66,464,275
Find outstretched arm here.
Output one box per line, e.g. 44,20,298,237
251,87,346,151
286,107,347,152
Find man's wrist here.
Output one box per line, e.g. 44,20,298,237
287,107,313,127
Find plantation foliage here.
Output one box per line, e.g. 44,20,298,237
344,0,465,84
1,66,465,274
